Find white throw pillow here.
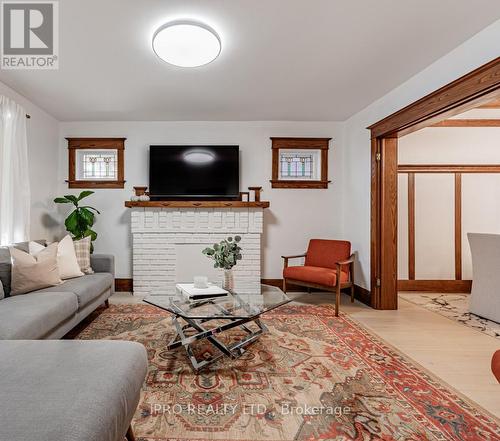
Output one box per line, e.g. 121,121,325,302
57,235,84,279
10,243,62,295
73,236,94,274
28,241,45,255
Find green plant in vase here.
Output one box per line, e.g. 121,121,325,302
202,236,242,291
54,191,100,252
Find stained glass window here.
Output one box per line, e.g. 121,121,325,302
76,150,118,180
278,149,320,180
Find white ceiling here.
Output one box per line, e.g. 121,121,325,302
2,0,500,121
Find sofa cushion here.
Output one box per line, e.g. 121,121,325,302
0,340,148,441
0,279,4,300
284,265,349,287
0,292,78,339
32,273,113,308
304,239,351,269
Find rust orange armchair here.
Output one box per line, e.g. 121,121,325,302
282,239,355,316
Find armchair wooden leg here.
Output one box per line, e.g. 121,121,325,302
126,425,136,441
335,283,340,317
282,278,287,293
351,284,355,303
104,299,109,308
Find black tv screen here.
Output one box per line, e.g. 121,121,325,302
149,145,239,199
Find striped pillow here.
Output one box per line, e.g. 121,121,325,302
73,236,94,274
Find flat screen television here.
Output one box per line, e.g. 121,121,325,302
149,145,239,199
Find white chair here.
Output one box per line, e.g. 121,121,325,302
467,233,500,323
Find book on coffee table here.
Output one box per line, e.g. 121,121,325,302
176,283,229,301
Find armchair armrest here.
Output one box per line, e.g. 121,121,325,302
336,254,355,266
281,253,306,269
90,254,115,277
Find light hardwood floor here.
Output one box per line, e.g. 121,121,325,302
110,291,500,418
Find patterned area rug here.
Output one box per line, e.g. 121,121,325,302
71,304,500,441
400,293,500,339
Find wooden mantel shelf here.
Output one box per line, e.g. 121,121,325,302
124,201,270,208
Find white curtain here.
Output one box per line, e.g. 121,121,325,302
0,95,30,245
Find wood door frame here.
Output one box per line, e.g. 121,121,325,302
368,57,500,310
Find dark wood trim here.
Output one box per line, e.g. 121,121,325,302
371,58,500,310
368,57,500,137
407,172,415,280
376,137,398,310
115,278,133,292
270,137,331,189
454,173,462,280
398,164,500,173
354,284,371,306
431,119,500,127
270,180,330,189
124,200,270,208
67,180,126,189
67,138,126,189
398,280,471,293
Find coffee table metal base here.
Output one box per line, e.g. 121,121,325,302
167,314,268,372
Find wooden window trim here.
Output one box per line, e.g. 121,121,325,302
66,138,126,189
270,137,331,189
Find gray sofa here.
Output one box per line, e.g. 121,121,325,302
0,241,148,441
0,241,115,339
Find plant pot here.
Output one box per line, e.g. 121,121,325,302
223,269,234,292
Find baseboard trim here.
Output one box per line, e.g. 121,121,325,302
397,279,472,293
114,277,373,305
115,278,133,292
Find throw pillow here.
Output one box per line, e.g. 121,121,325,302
57,235,84,279
10,243,62,296
28,241,46,255
73,236,94,274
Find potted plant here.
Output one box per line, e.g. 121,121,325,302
54,191,100,252
202,236,242,291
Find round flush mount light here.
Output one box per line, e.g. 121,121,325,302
152,21,221,67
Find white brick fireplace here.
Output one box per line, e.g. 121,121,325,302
130,207,264,296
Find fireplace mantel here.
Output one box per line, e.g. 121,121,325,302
125,201,270,208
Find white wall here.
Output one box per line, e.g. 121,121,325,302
342,19,500,289
59,121,344,279
398,111,500,280
0,80,61,241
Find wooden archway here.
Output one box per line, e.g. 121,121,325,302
368,57,500,310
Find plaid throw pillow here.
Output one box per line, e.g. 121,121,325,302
73,236,94,274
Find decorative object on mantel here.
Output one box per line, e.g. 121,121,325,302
132,186,149,201
202,236,242,292
66,138,126,189
248,186,262,201
270,137,331,188
239,191,250,202
54,191,100,252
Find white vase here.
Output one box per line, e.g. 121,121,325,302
223,269,234,292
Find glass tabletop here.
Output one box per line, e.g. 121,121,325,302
143,284,291,320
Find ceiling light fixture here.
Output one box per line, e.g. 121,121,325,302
152,21,221,68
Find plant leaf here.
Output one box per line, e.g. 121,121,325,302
79,206,101,214
64,195,79,205
79,207,95,226
84,229,97,241
78,190,94,201
54,197,70,204
64,210,79,234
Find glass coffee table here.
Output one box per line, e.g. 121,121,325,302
143,284,291,372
